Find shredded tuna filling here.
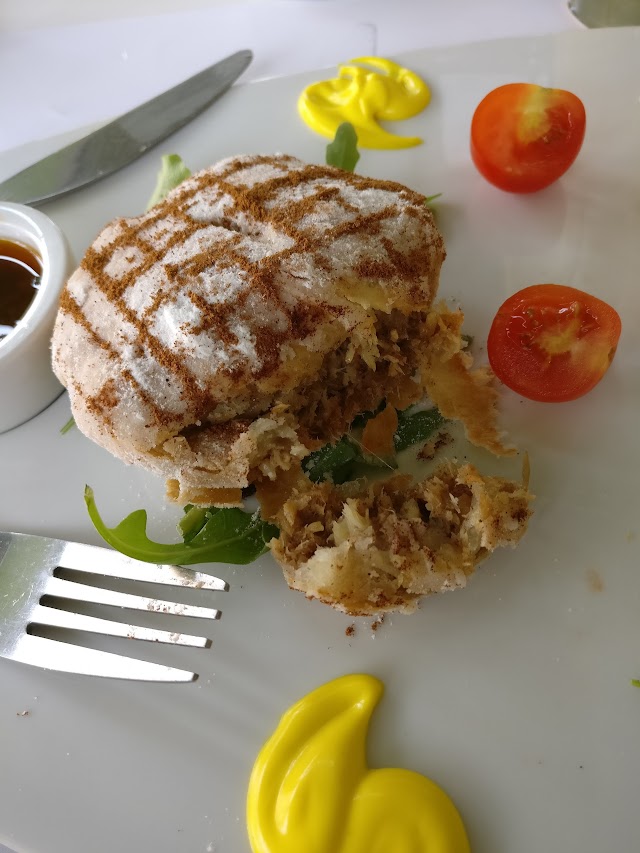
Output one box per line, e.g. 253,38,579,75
280,310,426,440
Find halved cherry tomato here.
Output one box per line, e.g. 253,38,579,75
471,83,586,193
487,284,621,402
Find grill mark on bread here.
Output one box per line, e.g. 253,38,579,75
117,300,216,419
85,378,119,435
187,291,241,343
82,220,213,301
59,290,171,427
58,290,116,358
118,367,172,428
215,160,428,208
322,205,395,241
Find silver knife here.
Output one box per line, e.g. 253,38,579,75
0,49,252,206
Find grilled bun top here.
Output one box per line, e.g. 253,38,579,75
51,154,445,460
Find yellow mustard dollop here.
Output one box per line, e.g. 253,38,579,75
298,57,430,149
246,674,471,853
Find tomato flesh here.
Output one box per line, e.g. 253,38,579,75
471,83,586,193
487,284,621,402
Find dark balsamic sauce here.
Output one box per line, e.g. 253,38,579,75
0,239,42,341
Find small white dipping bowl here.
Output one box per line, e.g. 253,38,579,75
0,202,73,433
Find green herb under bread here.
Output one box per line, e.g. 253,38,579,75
60,416,76,435
85,486,277,565
424,193,442,207
304,406,446,484
325,122,360,173
394,407,445,453
146,154,192,210
179,504,209,543
303,437,359,484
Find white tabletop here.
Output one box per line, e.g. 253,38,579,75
1,0,583,155
0,3,592,852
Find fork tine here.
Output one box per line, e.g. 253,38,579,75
10,633,197,682
59,541,229,591
43,577,222,620
29,604,212,648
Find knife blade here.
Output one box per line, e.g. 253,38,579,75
0,49,252,206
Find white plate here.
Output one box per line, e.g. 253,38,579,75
2,28,640,853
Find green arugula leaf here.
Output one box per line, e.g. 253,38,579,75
60,416,76,435
424,193,442,206
178,505,209,543
304,405,446,484
394,407,446,453
304,438,358,483
146,154,192,211
326,122,360,173
85,485,278,565
632,679,640,688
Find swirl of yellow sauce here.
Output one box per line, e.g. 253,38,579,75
246,674,470,853
297,57,430,149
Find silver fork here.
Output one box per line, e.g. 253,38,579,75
0,531,228,683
